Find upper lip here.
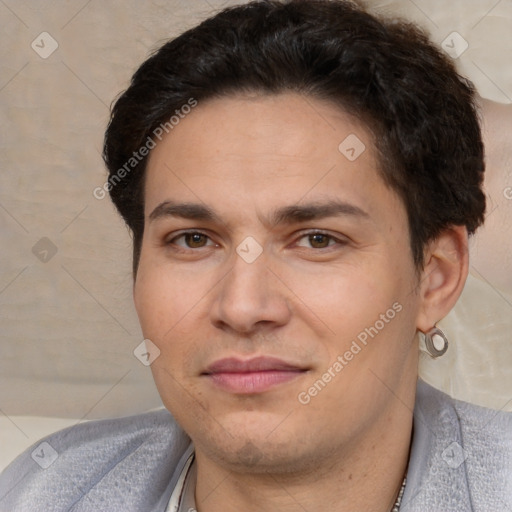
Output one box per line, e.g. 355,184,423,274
204,356,306,374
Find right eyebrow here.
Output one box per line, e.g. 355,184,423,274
148,200,223,224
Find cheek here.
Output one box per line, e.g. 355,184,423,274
135,255,199,333
134,268,200,410
288,258,416,376
133,260,212,371
133,269,169,337
284,259,398,330
133,267,191,369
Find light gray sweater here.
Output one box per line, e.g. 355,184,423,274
1,379,511,511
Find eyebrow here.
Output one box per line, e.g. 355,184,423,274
149,201,222,223
148,199,370,226
268,200,370,226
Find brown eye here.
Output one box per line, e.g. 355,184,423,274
184,233,209,248
168,231,215,249
297,232,343,249
308,233,331,248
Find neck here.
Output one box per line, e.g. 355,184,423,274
193,379,415,512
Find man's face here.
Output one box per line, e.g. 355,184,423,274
134,93,421,473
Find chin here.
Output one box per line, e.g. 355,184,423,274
192,411,320,474
206,438,303,474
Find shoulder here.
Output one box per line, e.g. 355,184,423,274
0,408,191,512
444,383,512,505
403,379,512,511
416,378,512,451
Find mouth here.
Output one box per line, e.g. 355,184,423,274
202,356,309,394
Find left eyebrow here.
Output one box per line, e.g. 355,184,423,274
267,200,370,227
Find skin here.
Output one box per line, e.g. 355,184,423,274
133,93,469,512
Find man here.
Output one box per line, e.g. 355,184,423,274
1,1,511,511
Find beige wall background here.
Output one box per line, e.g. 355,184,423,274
1,0,511,469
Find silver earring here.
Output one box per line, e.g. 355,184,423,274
424,326,449,358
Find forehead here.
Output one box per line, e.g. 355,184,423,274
143,93,401,222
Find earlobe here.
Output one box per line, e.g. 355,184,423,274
416,225,469,333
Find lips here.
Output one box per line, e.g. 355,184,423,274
203,356,308,394
205,356,305,373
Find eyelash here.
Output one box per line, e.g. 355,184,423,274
166,230,346,251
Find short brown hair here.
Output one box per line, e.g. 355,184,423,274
103,0,485,276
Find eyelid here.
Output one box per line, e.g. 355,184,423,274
293,229,349,248
166,230,217,248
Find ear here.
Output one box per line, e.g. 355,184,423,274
416,225,469,332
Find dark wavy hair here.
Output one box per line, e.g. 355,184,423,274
103,0,486,277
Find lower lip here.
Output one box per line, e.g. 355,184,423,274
206,370,304,394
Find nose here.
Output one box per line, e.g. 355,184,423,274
210,249,292,335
